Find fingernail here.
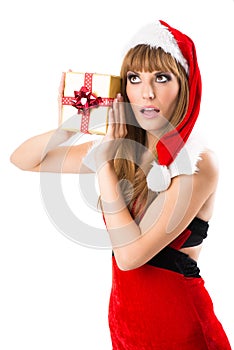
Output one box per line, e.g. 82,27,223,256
117,93,121,98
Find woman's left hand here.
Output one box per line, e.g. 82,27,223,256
95,93,127,169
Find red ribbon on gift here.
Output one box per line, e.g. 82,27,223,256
72,86,103,110
62,73,114,133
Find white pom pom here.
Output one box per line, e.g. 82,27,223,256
146,162,171,192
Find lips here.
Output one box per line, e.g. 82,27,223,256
140,106,160,119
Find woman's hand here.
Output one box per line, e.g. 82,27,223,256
95,93,127,169
58,69,72,126
10,70,78,172
58,69,77,139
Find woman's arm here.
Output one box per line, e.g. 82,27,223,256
10,71,95,174
99,150,218,271
97,95,218,270
10,128,95,173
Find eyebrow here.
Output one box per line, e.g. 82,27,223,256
127,70,172,74
127,70,140,75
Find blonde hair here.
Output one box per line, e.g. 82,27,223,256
115,45,189,219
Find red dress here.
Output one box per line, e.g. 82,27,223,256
108,218,232,349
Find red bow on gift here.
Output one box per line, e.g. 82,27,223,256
71,86,103,112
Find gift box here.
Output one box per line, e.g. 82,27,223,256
59,72,121,135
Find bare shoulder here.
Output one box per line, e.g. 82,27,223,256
194,148,219,197
198,148,219,178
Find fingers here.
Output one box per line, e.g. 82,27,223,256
118,94,125,124
58,69,72,96
107,93,127,138
112,96,120,135
116,93,127,138
58,72,65,125
58,72,65,97
58,69,72,126
106,107,115,138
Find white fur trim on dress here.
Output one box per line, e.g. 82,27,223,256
123,21,189,75
146,133,206,192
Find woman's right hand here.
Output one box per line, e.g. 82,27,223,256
58,69,73,126
10,70,77,172
94,93,127,169
10,70,97,173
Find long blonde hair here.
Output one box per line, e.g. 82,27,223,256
114,45,189,219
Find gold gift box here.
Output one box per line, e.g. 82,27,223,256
59,72,121,135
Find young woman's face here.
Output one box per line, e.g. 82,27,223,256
126,70,180,133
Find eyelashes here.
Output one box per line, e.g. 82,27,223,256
127,72,172,84
156,73,172,83
127,73,141,84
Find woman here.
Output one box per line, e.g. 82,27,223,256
11,20,231,349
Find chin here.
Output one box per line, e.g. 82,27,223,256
136,119,170,133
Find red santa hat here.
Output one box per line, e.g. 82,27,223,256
123,20,202,166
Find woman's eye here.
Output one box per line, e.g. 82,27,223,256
156,74,171,83
127,74,141,84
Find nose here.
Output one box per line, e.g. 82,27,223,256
142,83,155,100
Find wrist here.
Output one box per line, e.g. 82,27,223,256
97,161,123,209
44,128,76,154
97,159,115,178
56,128,76,143
96,157,115,172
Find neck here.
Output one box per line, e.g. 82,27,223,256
146,122,175,151
145,131,159,151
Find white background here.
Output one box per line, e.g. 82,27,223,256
1,0,234,349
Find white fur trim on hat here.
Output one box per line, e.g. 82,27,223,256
123,21,189,75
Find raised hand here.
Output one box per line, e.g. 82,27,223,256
58,69,72,126
95,93,127,169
